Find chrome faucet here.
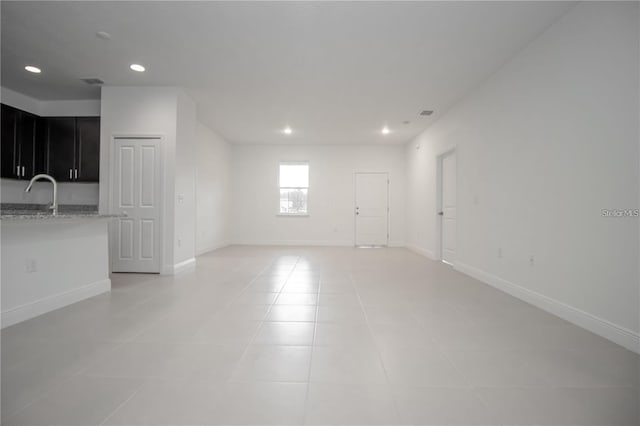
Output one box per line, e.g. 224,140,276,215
25,174,58,216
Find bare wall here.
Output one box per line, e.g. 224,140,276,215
195,122,231,254
405,2,639,349
99,87,179,273
231,144,406,246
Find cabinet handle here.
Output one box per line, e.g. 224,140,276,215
17,165,20,176
21,166,25,177
75,169,78,179
69,169,73,179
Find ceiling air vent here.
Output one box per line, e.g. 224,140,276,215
419,110,434,116
81,78,104,85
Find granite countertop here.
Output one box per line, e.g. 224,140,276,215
0,204,123,220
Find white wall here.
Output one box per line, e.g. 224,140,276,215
1,179,98,205
231,144,405,246
195,122,231,254
637,2,640,352
1,87,40,115
1,86,100,116
1,219,111,327
405,2,639,350
99,87,178,273
99,86,203,274
174,91,197,265
39,99,101,117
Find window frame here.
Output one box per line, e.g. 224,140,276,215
278,162,310,216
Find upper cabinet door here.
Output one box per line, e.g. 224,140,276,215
33,117,48,176
46,117,76,182
1,104,19,178
17,111,37,179
0,105,43,179
76,117,100,182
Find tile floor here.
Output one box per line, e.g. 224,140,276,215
1,246,638,425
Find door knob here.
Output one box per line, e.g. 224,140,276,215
438,211,444,216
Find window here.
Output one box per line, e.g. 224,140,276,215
279,163,309,215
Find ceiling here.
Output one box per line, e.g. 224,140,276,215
1,1,575,145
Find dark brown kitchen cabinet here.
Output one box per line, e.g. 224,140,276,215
46,116,100,182
1,104,46,179
76,117,100,182
46,117,77,182
1,104,19,178
1,104,100,182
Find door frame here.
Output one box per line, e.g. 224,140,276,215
108,135,164,273
353,171,390,247
436,149,456,264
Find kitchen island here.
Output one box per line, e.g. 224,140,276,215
1,205,119,327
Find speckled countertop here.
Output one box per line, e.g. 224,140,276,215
0,204,123,220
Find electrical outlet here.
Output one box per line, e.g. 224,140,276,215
177,238,182,247
498,248,503,258
529,255,535,267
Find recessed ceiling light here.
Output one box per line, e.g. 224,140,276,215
283,126,293,135
25,65,41,74
130,64,145,72
381,126,390,135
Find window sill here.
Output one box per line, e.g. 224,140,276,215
276,213,310,217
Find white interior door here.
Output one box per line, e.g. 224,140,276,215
355,172,389,246
440,151,456,264
111,138,161,273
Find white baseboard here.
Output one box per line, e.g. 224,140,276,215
196,242,230,256
1,278,111,328
231,240,407,248
388,240,406,248
406,244,436,260
231,240,355,247
455,262,640,354
174,257,196,274
162,257,197,275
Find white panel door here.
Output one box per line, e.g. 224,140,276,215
111,138,161,273
355,173,389,246
440,152,456,264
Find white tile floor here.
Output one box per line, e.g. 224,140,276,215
2,246,638,425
